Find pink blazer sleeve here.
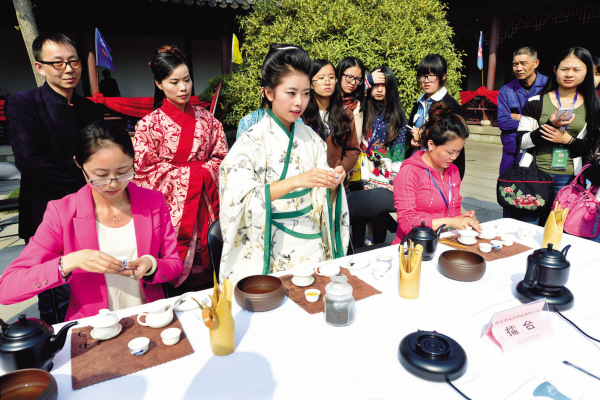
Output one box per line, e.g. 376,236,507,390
0,202,70,304
143,193,183,284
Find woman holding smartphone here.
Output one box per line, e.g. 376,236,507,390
517,47,600,225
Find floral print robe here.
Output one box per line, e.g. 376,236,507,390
219,111,349,283
134,100,228,288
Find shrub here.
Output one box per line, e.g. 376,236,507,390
223,0,464,126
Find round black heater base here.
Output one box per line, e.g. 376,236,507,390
398,331,467,382
516,281,574,311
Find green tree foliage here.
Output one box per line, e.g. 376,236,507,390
222,0,464,126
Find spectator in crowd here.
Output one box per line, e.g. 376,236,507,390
302,59,360,185
0,121,183,321
407,54,466,180
134,45,228,294
497,47,548,216
393,102,481,244
349,65,406,248
219,44,348,283
4,31,103,324
99,69,121,97
517,47,600,226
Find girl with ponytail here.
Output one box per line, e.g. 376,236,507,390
392,102,481,244
133,45,228,295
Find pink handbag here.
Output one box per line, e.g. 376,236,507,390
554,165,600,238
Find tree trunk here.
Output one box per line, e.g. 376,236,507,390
13,0,45,87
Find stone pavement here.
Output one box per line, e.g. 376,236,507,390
0,140,505,324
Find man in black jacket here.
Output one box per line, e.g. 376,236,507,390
5,32,102,324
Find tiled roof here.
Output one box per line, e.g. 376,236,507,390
152,0,255,9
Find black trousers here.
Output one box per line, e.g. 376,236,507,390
346,186,397,248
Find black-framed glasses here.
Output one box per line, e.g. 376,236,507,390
81,166,135,186
418,74,438,82
342,74,363,85
39,59,82,71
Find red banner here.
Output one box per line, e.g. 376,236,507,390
460,86,499,106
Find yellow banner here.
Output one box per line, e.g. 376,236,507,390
232,34,242,65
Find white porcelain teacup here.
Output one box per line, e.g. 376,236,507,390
478,243,492,253
458,230,478,245
315,262,341,277
478,229,496,240
376,254,393,269
372,262,391,280
304,289,321,303
518,226,533,240
500,234,515,246
160,328,181,346
90,309,120,338
137,304,174,329
292,267,314,286
490,240,503,250
128,337,150,356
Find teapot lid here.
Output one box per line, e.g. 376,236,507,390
411,222,436,239
537,243,564,259
3,314,45,339
325,274,353,299
534,243,570,265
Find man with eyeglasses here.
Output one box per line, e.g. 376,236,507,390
5,31,102,325
497,47,548,217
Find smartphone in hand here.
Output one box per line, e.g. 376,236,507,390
557,107,574,121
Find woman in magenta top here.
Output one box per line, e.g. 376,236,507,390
392,103,481,244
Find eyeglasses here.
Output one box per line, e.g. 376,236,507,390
39,59,82,71
312,76,338,85
342,74,363,85
418,74,439,82
81,166,135,186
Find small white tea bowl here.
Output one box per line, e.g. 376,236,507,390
372,262,391,280
490,240,503,250
479,243,492,253
304,289,321,303
500,234,515,246
160,328,181,346
128,337,150,356
478,229,496,240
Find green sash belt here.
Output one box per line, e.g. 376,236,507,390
262,109,344,275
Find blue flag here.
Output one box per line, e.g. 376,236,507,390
477,31,483,70
95,28,115,71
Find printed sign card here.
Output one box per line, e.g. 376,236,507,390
482,300,553,352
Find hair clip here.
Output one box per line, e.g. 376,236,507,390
277,46,297,51
148,62,151,66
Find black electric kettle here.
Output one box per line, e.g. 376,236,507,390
0,314,78,372
401,221,446,261
516,243,574,311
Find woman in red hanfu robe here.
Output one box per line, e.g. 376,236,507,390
134,45,228,293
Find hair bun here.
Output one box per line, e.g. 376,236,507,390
427,102,453,123
155,45,181,55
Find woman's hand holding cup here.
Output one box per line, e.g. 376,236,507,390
61,249,124,276
122,257,154,280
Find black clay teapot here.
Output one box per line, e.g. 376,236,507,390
0,314,77,372
401,221,446,261
523,243,571,290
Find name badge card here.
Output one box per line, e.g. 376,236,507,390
482,300,553,352
551,147,569,170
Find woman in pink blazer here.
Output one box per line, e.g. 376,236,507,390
0,121,183,321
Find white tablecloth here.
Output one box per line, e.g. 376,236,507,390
4,219,600,399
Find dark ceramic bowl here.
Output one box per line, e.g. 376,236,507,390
438,250,486,282
234,275,286,312
0,368,58,400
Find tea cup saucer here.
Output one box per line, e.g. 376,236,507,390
91,323,122,341
291,276,315,287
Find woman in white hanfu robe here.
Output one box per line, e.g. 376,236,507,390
220,107,349,283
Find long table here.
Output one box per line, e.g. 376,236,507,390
4,219,600,399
